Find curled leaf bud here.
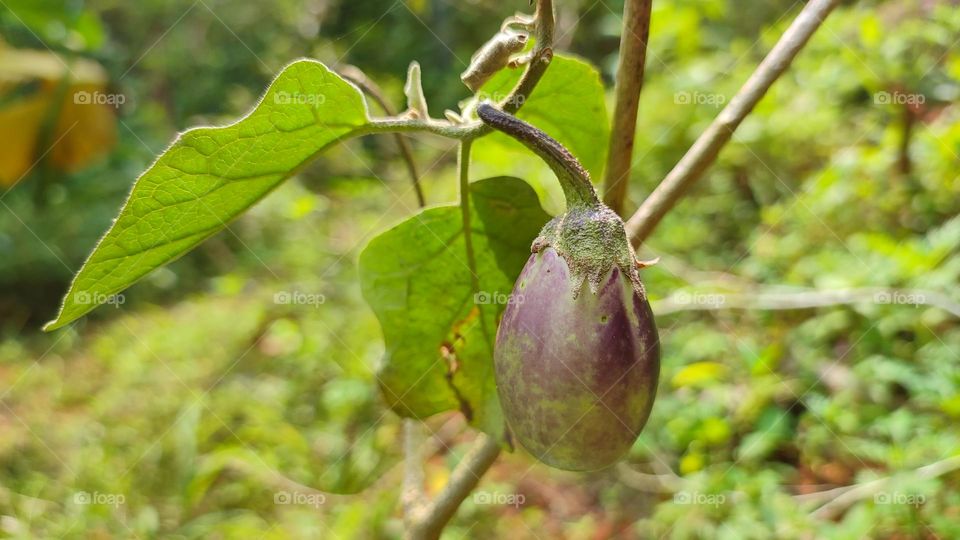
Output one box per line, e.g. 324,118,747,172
460,31,529,92
404,61,429,118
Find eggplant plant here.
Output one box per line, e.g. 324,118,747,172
43,0,841,536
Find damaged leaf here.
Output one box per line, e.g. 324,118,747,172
358,176,550,436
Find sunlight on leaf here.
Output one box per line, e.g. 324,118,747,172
45,59,370,330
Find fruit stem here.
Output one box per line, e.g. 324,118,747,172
476,103,600,209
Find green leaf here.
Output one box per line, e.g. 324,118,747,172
358,177,550,436
470,54,610,215
45,59,370,330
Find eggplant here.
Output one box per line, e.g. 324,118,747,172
478,103,661,471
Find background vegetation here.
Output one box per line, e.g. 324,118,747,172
1,0,958,537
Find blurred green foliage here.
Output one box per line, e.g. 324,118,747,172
1,0,959,538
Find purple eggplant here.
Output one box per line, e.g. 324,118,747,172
479,103,661,471
495,247,659,470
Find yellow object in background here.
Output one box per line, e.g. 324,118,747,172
0,47,117,187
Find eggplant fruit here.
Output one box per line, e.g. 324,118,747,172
495,246,659,471
478,103,661,471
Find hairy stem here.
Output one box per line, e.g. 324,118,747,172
602,0,653,215
625,0,841,245
365,117,479,140
458,140,480,293
339,65,426,207
369,0,556,144
477,103,599,208
501,0,555,116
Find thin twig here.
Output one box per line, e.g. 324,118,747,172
458,140,479,289
402,420,428,527
339,65,426,206
366,0,555,142
500,0,555,116
625,0,841,245
652,287,960,318
602,0,653,215
407,434,502,540
616,462,683,493
226,457,331,500
379,415,469,496
802,455,960,520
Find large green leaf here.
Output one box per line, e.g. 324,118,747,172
45,59,369,330
470,54,610,215
358,177,550,436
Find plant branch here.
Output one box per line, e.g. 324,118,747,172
616,462,683,493
799,455,960,520
378,416,468,497
625,0,841,246
652,287,960,318
458,140,480,291
366,116,477,140
407,434,502,540
602,0,653,215
339,65,426,206
402,420,428,527
366,0,556,143
500,0,555,116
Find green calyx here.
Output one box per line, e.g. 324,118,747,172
476,103,644,298
534,204,644,298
